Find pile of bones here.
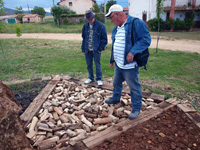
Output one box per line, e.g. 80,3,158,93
25,79,160,149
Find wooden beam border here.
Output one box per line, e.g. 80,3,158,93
20,75,60,126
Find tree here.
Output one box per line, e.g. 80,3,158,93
0,0,5,15
60,5,76,15
15,6,23,14
99,3,104,13
156,0,165,53
106,0,116,13
92,3,100,13
31,6,46,17
51,5,63,26
51,5,75,26
0,0,6,33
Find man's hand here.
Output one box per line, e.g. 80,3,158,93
126,52,134,63
109,62,114,68
98,50,101,53
82,52,85,55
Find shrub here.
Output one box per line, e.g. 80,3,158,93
63,18,68,25
174,19,186,30
14,23,22,37
0,22,6,33
184,17,194,30
79,18,84,24
164,19,174,30
95,13,105,23
19,15,24,23
148,18,165,31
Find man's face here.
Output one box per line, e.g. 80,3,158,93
109,12,119,26
89,18,95,24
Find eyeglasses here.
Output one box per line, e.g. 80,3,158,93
110,13,117,19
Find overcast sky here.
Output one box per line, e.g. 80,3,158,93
3,0,128,12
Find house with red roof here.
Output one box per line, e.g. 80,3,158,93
22,14,42,23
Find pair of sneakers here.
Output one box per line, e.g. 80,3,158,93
84,79,103,86
105,97,140,119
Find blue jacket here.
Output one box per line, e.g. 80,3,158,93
81,19,108,53
110,15,151,65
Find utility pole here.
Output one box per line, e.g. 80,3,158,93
53,0,55,6
104,0,106,23
27,4,30,14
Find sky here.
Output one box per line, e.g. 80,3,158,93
3,0,128,12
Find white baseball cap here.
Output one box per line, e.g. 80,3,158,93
105,4,123,17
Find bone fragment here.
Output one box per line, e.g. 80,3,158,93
53,112,59,121
121,99,128,105
82,102,91,110
108,114,119,123
70,132,87,142
97,125,108,131
26,116,38,139
38,126,52,132
84,112,97,118
40,113,50,121
38,136,59,150
81,115,93,128
78,102,86,109
33,135,46,146
66,129,77,137
60,115,69,123
37,122,49,128
124,110,131,115
47,121,56,128
75,110,85,115
54,107,63,115
93,117,113,125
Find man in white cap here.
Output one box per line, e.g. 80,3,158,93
105,4,151,119
81,10,108,86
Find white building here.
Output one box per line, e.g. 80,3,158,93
129,0,200,25
58,0,96,14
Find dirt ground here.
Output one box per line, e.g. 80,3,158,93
93,106,200,150
0,33,200,53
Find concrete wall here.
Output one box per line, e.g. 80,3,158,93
59,0,94,14
129,0,157,21
23,16,41,23
129,0,200,22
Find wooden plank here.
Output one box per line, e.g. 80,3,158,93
177,103,196,113
150,93,166,103
185,112,200,129
83,107,164,148
83,101,176,149
165,98,177,105
20,75,60,125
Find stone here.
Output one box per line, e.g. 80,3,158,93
0,81,31,149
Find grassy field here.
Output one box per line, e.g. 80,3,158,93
0,39,199,104
3,18,200,40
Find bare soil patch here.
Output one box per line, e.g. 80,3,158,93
93,106,200,150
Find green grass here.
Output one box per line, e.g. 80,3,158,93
151,31,200,40
0,39,199,101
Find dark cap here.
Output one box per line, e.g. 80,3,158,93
84,10,95,22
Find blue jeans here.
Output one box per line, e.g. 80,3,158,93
85,51,102,81
112,64,142,112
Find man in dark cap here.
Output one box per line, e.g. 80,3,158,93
81,10,108,86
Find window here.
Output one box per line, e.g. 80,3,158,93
69,2,72,6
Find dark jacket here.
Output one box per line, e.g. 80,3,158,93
81,19,108,53
110,15,151,65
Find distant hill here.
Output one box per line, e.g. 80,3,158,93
2,8,52,16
